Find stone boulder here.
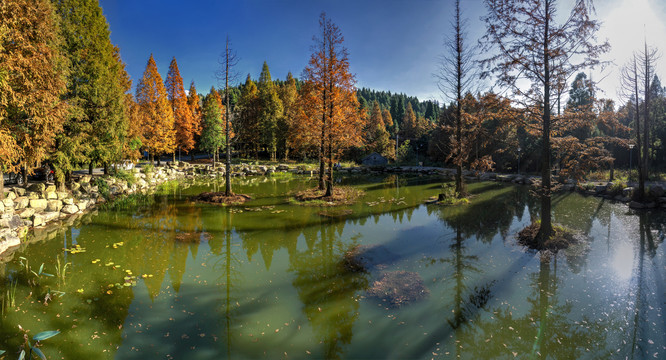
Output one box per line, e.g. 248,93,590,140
32,213,45,227
61,204,79,214
29,199,48,211
46,200,63,212
629,201,645,209
2,198,14,208
28,183,46,192
13,197,28,209
622,187,634,198
649,185,664,198
17,208,35,219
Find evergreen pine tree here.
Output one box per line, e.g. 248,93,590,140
258,61,283,161
54,0,129,179
199,87,225,164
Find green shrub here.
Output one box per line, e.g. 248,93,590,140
607,181,627,196
93,177,110,199
115,169,136,186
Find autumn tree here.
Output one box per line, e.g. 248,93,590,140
166,57,196,161
480,0,609,242
0,0,68,189
400,102,418,141
199,87,225,166
136,54,176,163
186,81,203,160
437,0,476,196
123,94,143,162
300,13,365,196
258,61,283,161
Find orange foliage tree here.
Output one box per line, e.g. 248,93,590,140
136,54,175,162
166,57,197,161
187,81,203,160
0,0,67,187
298,12,365,196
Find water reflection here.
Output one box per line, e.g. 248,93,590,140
289,222,368,359
0,176,663,359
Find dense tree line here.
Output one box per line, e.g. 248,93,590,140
2,0,666,213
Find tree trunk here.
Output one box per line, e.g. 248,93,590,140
643,42,650,182
319,107,326,191
0,169,4,200
103,163,109,175
539,3,552,243
22,166,28,187
89,162,93,175
173,152,176,163
454,0,464,198
325,138,333,197
225,39,232,197
634,57,645,200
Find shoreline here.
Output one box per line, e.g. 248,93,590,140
1,162,663,258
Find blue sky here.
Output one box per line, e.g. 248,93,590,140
100,0,666,104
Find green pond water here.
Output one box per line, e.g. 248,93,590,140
0,175,664,359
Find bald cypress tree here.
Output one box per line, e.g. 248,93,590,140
166,57,195,161
0,0,68,188
136,54,175,163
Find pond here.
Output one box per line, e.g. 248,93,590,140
0,174,663,359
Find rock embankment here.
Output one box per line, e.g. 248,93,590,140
0,161,313,255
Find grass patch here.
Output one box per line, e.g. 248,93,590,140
100,192,154,211
155,180,179,194
268,171,294,180
606,180,627,196
434,183,470,205
193,192,251,205
517,221,588,254
292,186,364,206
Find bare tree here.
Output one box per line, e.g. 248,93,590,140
620,42,660,200
639,41,660,182
436,0,476,197
620,55,645,198
480,0,609,243
216,35,239,196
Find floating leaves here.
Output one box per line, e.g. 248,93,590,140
64,244,86,254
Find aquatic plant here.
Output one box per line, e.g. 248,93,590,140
14,326,60,360
55,256,70,286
